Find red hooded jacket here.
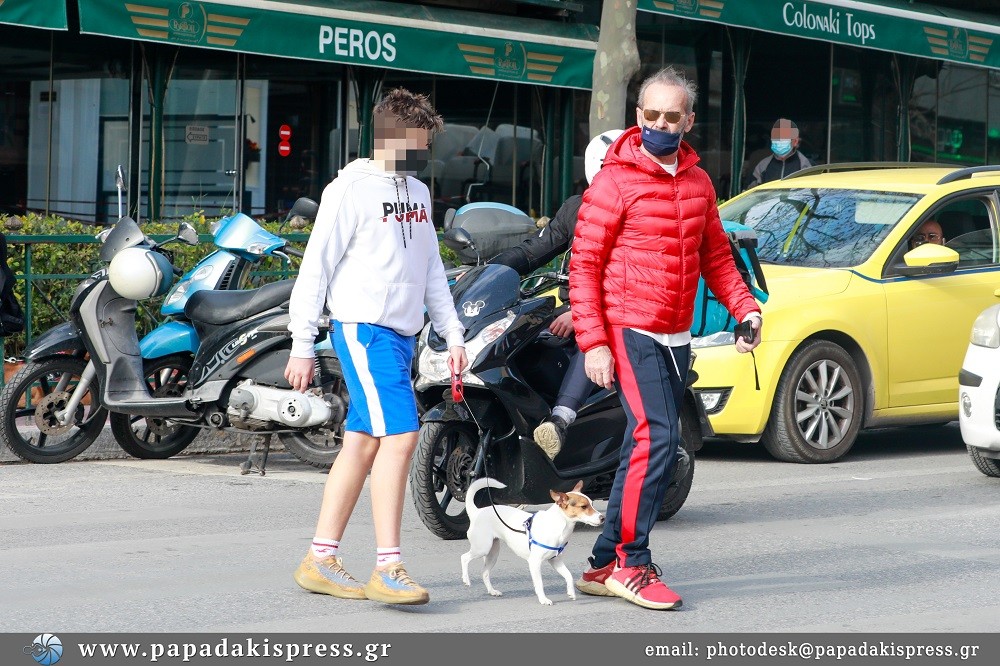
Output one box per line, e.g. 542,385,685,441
569,127,760,353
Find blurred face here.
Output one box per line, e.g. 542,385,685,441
373,112,432,175
910,220,945,249
636,82,695,134
770,120,800,159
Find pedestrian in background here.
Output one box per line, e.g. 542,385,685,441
746,118,812,188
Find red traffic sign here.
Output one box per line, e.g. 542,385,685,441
278,140,292,157
279,124,292,140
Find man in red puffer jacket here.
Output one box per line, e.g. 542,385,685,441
569,66,762,611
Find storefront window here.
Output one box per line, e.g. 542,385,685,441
830,47,898,164
244,55,345,215
0,30,132,222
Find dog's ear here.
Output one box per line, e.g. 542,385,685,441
571,480,584,493
550,489,568,505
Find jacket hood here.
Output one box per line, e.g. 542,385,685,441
603,125,701,178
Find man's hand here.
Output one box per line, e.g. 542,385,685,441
736,316,762,354
548,311,574,338
285,356,315,392
584,345,615,389
449,346,469,375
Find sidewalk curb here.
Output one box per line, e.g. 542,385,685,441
0,428,271,464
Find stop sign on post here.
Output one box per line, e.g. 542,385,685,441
278,140,291,157
279,124,292,141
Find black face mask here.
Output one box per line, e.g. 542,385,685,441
398,148,429,176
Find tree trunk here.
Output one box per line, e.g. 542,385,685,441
589,0,641,136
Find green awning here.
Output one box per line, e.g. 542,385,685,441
76,0,598,89
0,0,68,30
639,0,1000,69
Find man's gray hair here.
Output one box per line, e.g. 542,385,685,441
637,66,697,114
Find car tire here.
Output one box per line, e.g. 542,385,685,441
762,340,863,463
968,445,1000,478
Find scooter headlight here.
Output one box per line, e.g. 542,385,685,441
417,311,516,388
163,281,190,307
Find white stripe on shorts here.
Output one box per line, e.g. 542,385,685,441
342,323,386,436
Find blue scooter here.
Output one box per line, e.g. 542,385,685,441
108,198,345,469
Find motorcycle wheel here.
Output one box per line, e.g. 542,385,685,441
108,354,200,459
0,356,108,463
277,355,349,470
410,419,479,540
656,448,695,521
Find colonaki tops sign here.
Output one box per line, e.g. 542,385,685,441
638,0,1000,70
76,0,597,89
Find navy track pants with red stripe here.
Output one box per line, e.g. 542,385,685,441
590,327,689,569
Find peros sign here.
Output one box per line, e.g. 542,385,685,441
319,25,397,62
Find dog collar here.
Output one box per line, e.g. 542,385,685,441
523,515,566,555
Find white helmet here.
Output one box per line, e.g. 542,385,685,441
584,129,624,185
109,247,173,300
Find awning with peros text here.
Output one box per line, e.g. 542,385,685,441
0,0,68,30
639,0,1000,69
75,0,598,89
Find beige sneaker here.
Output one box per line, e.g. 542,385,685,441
532,415,568,460
362,562,430,605
293,554,367,599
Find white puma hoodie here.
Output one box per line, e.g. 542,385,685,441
288,159,464,358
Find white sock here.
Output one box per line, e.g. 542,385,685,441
552,406,577,424
377,547,402,567
311,538,339,559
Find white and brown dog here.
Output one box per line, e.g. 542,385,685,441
460,477,604,605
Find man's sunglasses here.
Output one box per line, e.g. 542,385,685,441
641,108,686,124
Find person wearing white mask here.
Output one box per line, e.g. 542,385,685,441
746,118,812,188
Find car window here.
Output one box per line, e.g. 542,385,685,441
719,188,921,268
939,200,996,267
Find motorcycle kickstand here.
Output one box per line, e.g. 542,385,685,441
239,434,272,476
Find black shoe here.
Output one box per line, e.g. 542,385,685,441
533,414,568,460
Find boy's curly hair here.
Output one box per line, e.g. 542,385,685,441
374,87,444,133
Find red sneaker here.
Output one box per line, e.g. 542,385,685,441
574,560,616,597
605,563,682,610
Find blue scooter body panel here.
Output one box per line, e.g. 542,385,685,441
213,213,285,259
160,251,239,317
139,320,200,359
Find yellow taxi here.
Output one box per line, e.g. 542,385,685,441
693,164,1000,463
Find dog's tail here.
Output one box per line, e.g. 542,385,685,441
465,477,507,523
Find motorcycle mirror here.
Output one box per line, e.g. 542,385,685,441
443,227,476,252
285,197,319,223
95,227,114,244
177,222,199,246
115,165,126,220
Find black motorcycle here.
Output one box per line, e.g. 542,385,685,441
409,249,710,540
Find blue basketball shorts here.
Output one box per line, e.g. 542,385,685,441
332,321,418,438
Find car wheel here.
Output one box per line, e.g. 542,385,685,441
762,340,863,463
968,445,1000,478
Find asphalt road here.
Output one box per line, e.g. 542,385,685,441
2,423,998,634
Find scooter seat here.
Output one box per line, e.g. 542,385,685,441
184,279,296,325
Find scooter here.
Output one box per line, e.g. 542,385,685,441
408,231,710,540
6,207,347,471
109,198,344,469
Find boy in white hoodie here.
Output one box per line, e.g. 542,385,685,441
286,88,467,605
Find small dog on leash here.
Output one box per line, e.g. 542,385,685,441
461,477,604,605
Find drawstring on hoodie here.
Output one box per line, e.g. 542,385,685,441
393,176,414,248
